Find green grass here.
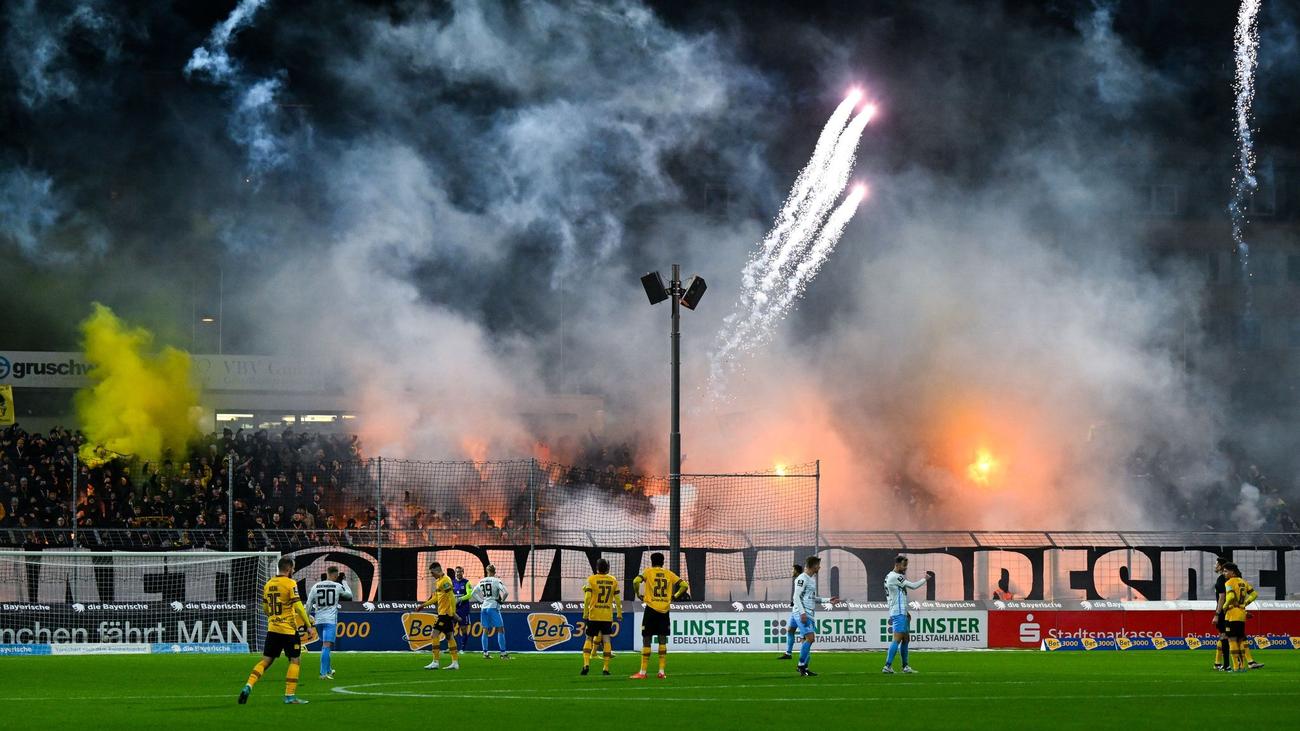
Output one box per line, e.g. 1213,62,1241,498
4,650,1299,730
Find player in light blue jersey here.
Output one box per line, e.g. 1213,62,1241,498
307,566,354,679
473,564,511,659
790,556,839,677
882,555,928,674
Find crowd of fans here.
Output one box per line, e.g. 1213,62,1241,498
0,425,656,550
8,423,1295,550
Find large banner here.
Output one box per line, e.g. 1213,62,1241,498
329,602,633,653
638,601,986,652
987,606,1300,648
0,350,322,392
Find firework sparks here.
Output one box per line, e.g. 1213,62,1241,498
1229,0,1261,307
711,92,875,397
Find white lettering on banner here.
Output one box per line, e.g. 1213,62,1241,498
1092,550,1155,600
177,621,247,644
644,610,987,651
1159,550,1219,601
1234,550,1279,599
1286,551,1300,603
0,350,322,391
903,553,965,601
704,552,750,602
35,556,97,604
977,550,1034,601
1051,550,1089,601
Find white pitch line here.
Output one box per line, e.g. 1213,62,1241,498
330,688,1293,703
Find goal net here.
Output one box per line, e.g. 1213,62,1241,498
0,551,279,656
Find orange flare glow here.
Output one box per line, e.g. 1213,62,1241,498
967,448,1000,485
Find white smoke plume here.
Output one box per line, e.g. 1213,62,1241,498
184,0,287,177
2,1,1297,533
2,0,119,109
1233,482,1265,531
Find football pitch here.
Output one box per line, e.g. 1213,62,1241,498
5,651,1299,730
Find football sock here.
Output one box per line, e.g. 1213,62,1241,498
785,630,796,655
448,636,459,662
640,646,651,672
498,631,508,653
798,639,812,666
285,663,300,697
432,646,441,664
1215,639,1226,665
886,640,900,667
658,643,668,672
602,641,613,672
246,658,271,688
1245,644,1255,663
582,638,593,668
900,641,910,666
321,646,331,675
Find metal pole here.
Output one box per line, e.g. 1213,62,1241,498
669,263,682,575
71,452,78,548
227,454,235,551
814,459,820,557
529,460,537,602
217,266,224,355
375,457,383,601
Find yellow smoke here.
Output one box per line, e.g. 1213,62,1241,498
75,304,205,467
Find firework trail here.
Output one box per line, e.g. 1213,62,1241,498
756,104,874,295
752,185,868,336
1229,0,1261,307
710,94,874,397
740,90,861,294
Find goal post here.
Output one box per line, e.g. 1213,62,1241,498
0,551,280,656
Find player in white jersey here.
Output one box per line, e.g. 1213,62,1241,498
307,566,354,679
882,555,928,674
472,564,511,659
789,556,839,677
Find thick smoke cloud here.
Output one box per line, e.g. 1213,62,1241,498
0,1,1291,530
3,0,119,109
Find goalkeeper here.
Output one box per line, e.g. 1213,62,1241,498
239,557,317,705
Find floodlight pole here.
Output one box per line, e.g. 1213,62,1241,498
669,264,682,575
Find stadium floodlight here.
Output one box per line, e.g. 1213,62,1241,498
642,264,706,574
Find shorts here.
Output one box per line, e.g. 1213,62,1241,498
789,611,816,637
318,623,337,643
641,607,670,638
456,609,471,627
889,613,909,634
263,630,301,659
585,620,614,637
435,614,458,634
480,607,503,630
1215,614,1227,634
1224,621,1247,640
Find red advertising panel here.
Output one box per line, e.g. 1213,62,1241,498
989,610,1300,648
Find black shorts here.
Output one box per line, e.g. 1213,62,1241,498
641,607,670,638
585,620,614,637
263,630,301,659
1215,615,1228,633
435,615,458,634
1224,621,1247,640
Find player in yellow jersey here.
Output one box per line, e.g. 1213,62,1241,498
580,558,622,676
419,561,461,670
1221,562,1258,672
630,551,689,679
239,557,317,705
